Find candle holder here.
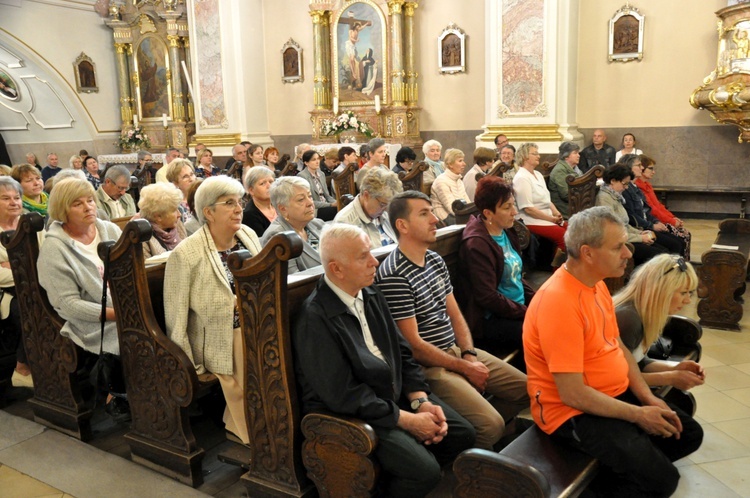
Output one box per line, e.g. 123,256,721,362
164,123,170,147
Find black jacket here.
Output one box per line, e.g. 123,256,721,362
293,279,429,429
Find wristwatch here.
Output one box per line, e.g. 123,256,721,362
461,349,478,358
410,397,429,411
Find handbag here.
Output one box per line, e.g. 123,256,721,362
647,335,673,360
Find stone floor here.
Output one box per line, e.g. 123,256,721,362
3,218,750,497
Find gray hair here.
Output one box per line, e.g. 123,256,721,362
244,166,275,190
138,182,183,221
53,168,87,186
558,141,580,161
422,139,442,156
320,223,368,268
565,206,624,259
269,176,311,212
0,176,22,196
104,164,131,183
516,142,539,166
137,150,152,162
359,168,403,200
194,175,245,224
367,137,385,152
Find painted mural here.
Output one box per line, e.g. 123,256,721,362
136,36,170,118
194,0,227,128
336,1,384,104
501,0,545,115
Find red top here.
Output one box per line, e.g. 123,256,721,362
635,178,677,225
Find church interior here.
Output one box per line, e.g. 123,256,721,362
3,0,750,496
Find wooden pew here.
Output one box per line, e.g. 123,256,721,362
398,161,428,193
332,163,358,210
567,165,604,216
99,219,218,487
697,218,750,331
227,226,465,497
1,213,93,440
453,315,701,498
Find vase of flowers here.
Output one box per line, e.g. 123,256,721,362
321,110,374,143
118,126,152,152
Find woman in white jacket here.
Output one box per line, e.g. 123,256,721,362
430,148,469,226
164,176,262,445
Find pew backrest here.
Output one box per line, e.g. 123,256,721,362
399,161,428,193
333,163,358,210
567,164,604,217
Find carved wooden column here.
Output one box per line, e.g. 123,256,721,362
388,0,406,106
114,43,135,125
404,1,419,106
310,10,329,110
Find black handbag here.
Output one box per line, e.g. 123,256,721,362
647,335,673,360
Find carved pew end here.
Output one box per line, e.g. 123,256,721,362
126,433,206,487
301,413,379,498
454,449,550,498
27,398,93,441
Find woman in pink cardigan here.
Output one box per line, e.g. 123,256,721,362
635,155,691,260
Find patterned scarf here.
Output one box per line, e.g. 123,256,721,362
425,158,445,176
22,191,48,216
152,223,183,251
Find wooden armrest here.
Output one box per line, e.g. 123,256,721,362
454,448,550,498
301,412,378,498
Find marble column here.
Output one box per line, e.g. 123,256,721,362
404,2,418,106
167,34,185,122
388,0,406,106
310,10,329,110
114,43,133,125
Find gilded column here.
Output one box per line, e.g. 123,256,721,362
404,1,418,106
114,43,133,125
322,11,332,109
182,37,194,122
388,0,405,106
310,10,328,110
167,34,185,121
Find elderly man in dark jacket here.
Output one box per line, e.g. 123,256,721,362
293,224,475,498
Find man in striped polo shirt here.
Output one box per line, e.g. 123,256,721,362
375,190,529,450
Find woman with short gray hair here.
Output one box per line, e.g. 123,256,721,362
137,182,187,259
262,176,324,273
242,166,277,238
164,175,262,445
422,139,445,184
356,137,390,188
334,167,402,249
0,176,42,388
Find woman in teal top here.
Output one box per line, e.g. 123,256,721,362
457,176,535,365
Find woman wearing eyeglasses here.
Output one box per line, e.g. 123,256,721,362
164,175,262,445
613,254,705,391
261,176,325,274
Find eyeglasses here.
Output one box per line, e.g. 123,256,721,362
375,197,389,209
211,199,246,209
664,257,688,275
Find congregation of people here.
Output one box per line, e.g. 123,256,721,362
2,130,705,497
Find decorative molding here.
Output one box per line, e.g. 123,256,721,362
0,46,24,68
21,75,75,129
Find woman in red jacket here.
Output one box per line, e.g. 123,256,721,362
635,155,691,260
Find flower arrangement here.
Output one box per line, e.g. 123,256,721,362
117,126,151,151
321,110,373,138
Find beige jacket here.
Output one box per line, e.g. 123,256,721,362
164,224,262,375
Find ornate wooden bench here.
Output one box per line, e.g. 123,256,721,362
99,219,219,487
1,212,93,440
398,161,428,193
697,218,750,331
332,162,357,210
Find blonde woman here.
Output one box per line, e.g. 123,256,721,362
613,254,705,391
164,158,196,223
430,148,469,225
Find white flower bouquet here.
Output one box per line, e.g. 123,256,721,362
321,110,373,138
117,126,152,151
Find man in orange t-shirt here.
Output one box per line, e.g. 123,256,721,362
523,206,702,497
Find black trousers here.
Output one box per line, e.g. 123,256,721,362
551,389,703,498
1,298,26,364
372,393,476,498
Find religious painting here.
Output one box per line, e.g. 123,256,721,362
281,38,303,83
135,35,171,119
438,23,466,74
73,52,98,93
608,5,644,62
0,70,19,101
333,0,385,105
